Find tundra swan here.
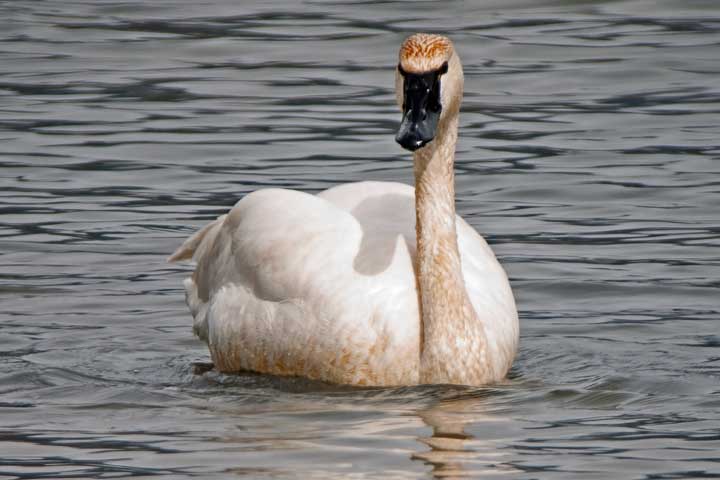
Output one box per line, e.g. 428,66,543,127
170,33,519,386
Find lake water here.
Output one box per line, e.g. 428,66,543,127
1,0,719,478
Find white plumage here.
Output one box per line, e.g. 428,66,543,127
170,34,519,386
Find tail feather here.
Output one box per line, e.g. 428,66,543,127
169,214,229,342
168,214,227,263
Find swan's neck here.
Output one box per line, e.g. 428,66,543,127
413,115,488,385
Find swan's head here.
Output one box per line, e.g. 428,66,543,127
395,33,463,152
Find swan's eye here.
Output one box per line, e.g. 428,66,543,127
397,63,407,77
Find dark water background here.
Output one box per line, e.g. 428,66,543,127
1,0,719,478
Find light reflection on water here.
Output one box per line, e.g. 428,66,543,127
1,0,719,478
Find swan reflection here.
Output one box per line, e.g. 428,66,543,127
413,394,519,478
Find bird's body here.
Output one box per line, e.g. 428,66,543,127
171,33,519,386
171,181,517,385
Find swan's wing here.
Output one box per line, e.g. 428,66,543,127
171,184,421,385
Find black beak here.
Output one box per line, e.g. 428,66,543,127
395,64,445,152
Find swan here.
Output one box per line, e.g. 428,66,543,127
169,33,519,386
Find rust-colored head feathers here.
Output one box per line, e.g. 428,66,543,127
399,33,454,74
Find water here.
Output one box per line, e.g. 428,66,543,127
1,0,719,478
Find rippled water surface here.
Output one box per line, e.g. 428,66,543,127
2,0,719,478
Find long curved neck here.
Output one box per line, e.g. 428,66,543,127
414,114,488,385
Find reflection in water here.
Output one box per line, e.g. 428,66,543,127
414,394,519,478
